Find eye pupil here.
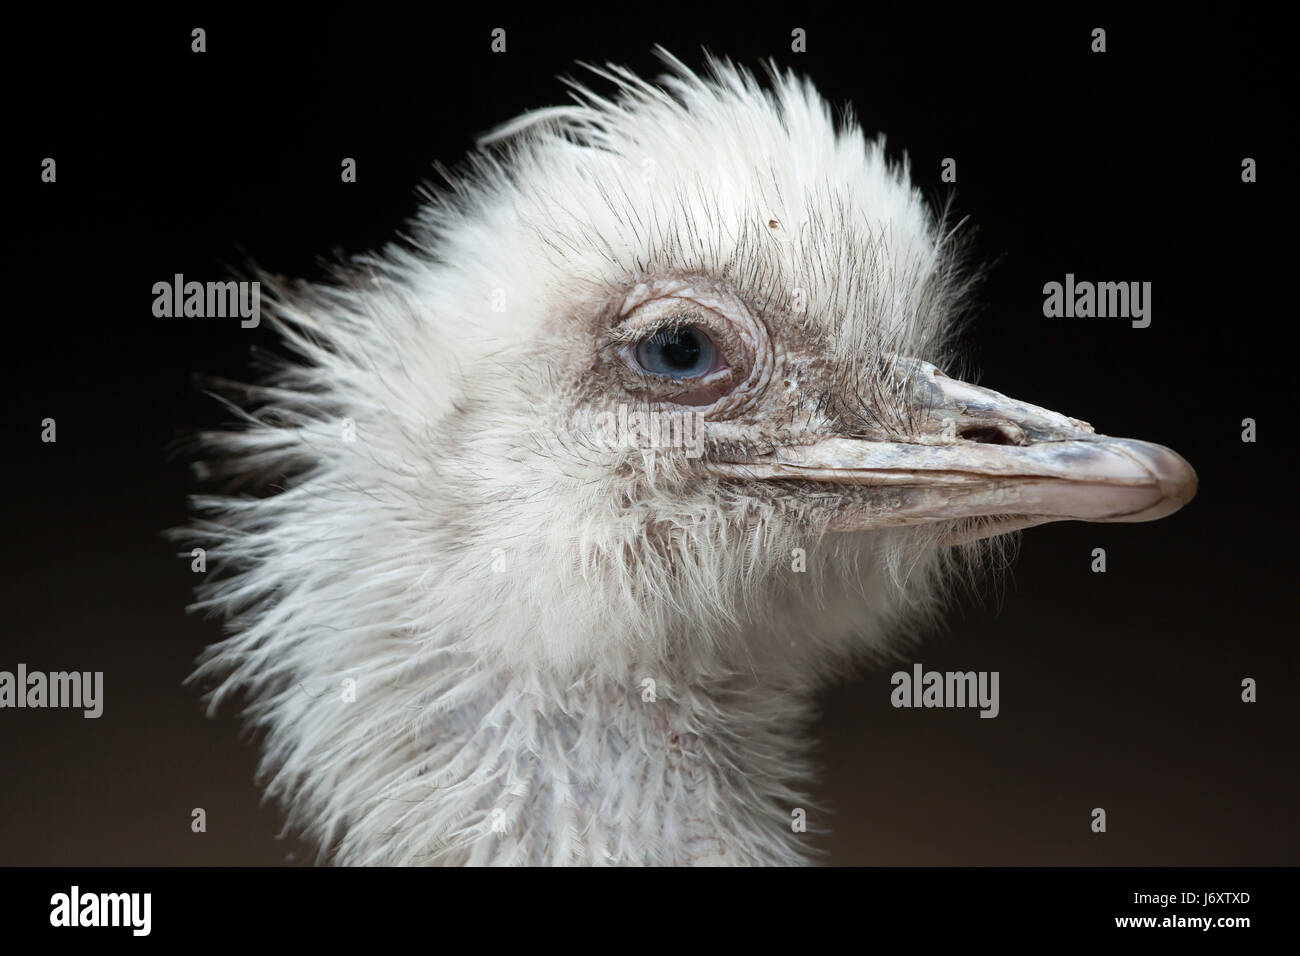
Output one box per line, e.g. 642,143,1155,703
655,330,701,369
635,327,712,380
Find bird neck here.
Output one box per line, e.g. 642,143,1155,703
338,657,819,866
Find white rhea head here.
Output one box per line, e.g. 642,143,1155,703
188,51,1196,865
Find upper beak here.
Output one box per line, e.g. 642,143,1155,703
710,359,1197,538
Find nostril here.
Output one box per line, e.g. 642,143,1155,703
959,424,1018,446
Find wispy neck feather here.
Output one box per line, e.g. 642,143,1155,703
235,652,820,866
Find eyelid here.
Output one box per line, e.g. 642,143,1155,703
614,298,742,360
611,309,718,342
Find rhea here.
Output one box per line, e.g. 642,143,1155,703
188,53,1196,865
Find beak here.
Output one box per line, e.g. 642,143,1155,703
710,359,1197,540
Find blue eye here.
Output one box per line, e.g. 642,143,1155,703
634,327,715,380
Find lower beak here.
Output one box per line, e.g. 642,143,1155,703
710,359,1197,537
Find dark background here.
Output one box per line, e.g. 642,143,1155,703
4,9,1293,866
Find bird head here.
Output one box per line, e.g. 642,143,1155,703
200,52,1195,693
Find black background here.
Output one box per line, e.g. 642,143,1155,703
4,8,1294,866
